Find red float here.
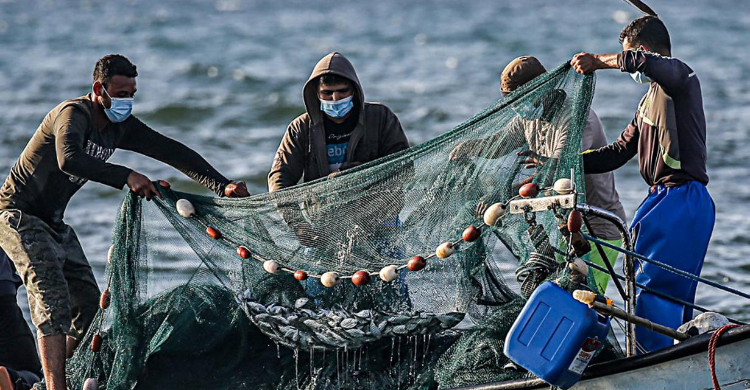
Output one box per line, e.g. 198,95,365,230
236,246,251,259
294,270,308,281
91,334,102,352
462,225,480,242
567,210,583,233
351,270,371,286
519,183,540,198
408,256,427,271
157,180,171,189
99,289,110,310
206,226,221,239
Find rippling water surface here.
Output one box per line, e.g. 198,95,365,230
1,0,749,329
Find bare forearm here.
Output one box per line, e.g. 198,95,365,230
593,53,619,70
571,52,619,74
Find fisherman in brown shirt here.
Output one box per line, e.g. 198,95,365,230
571,16,715,352
0,54,249,390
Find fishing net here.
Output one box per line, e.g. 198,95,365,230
63,63,609,390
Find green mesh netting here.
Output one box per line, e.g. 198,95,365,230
64,64,604,390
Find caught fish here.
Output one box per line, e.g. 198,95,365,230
340,318,358,329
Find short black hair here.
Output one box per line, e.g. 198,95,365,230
318,73,351,86
93,54,138,87
619,16,671,55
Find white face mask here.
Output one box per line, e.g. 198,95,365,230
630,71,653,85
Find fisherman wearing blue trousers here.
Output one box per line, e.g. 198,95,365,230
570,15,714,352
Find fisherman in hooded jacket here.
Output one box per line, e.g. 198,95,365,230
268,52,410,246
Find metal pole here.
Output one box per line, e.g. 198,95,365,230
581,216,627,301
575,204,638,356
579,298,689,342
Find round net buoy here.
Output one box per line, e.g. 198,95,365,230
519,183,540,198
379,265,399,282
99,289,111,310
567,210,583,233
91,334,102,352
263,260,281,274
206,226,222,239
294,270,308,280
462,225,480,242
483,203,507,226
436,242,455,259
553,178,574,194
236,246,251,259
407,256,426,271
321,272,340,287
176,199,195,218
107,245,114,264
351,270,371,286
83,378,98,390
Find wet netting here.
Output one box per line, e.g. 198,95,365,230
65,64,612,390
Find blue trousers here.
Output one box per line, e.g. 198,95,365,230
632,181,715,352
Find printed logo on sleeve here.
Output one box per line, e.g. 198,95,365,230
68,141,115,185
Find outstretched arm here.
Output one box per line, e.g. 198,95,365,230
55,108,167,199
118,118,246,197
572,50,694,95
570,52,619,74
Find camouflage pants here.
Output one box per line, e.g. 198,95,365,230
0,209,99,339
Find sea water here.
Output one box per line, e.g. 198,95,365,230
1,0,748,335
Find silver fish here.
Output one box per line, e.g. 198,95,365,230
340,318,358,329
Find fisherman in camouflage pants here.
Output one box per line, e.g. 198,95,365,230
0,54,249,390
0,211,99,343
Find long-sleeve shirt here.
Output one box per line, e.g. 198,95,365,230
0,94,230,224
583,50,708,187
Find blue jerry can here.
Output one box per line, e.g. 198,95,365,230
504,281,610,389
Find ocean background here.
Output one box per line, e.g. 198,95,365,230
1,0,749,342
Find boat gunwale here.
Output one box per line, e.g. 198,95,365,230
447,324,750,390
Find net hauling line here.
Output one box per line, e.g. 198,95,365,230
162,180,544,288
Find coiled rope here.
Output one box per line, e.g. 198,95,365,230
708,324,740,390
515,252,559,298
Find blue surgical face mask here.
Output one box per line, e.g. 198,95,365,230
630,71,653,85
99,86,133,123
320,96,354,119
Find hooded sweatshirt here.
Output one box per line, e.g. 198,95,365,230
268,52,409,192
